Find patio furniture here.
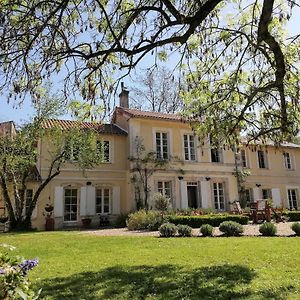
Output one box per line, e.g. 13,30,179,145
250,200,271,223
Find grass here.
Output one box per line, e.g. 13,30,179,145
1,231,300,299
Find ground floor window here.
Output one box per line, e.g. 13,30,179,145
243,188,253,206
25,189,33,214
262,189,272,200
288,189,298,210
64,188,78,221
213,182,225,211
96,188,111,214
157,181,172,199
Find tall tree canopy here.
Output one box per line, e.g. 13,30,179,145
0,0,299,143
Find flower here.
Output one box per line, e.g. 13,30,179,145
18,258,39,274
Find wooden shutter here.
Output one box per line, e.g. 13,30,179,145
180,181,188,209
86,186,96,215
54,187,64,217
112,186,120,214
80,187,87,216
271,188,281,207
200,181,211,208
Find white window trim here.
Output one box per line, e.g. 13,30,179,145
181,131,198,162
283,151,294,171
286,186,300,209
152,127,173,159
257,150,269,169
97,138,114,164
240,149,249,168
95,187,112,215
212,181,226,211
63,187,79,222
208,137,224,163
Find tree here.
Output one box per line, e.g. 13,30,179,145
130,67,183,113
0,117,103,231
0,0,299,142
129,137,169,210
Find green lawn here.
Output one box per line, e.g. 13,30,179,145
1,231,300,299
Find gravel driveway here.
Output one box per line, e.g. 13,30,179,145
83,222,297,237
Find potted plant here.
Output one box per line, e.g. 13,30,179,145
44,204,55,231
81,216,92,228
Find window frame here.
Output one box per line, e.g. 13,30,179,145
261,188,272,200
287,189,298,210
155,131,169,160
183,134,196,161
157,181,172,199
213,182,225,211
257,150,268,169
283,152,293,170
96,140,110,163
240,149,248,168
63,188,78,222
96,187,112,214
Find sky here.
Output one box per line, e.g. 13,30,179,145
1,4,299,125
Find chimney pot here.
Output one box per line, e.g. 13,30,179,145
119,82,129,108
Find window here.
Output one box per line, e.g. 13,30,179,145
97,140,110,162
157,181,172,198
64,188,78,221
257,150,268,169
65,140,80,161
96,188,111,214
25,189,33,214
288,189,298,210
240,149,247,168
213,182,225,211
211,148,222,163
262,189,271,199
184,134,196,161
244,188,253,206
283,152,292,170
156,132,169,159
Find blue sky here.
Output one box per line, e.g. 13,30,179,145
1,5,299,124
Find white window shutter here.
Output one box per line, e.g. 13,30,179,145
86,186,96,215
112,186,120,214
54,187,64,217
180,181,188,209
253,187,260,202
80,187,87,216
200,181,211,208
31,205,37,219
272,188,281,207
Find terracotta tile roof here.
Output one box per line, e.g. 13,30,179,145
240,137,300,148
42,119,127,135
114,107,188,122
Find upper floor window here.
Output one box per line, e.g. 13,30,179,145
240,149,248,168
97,140,110,163
184,134,196,161
257,150,268,169
65,140,80,161
96,188,111,214
283,152,292,170
157,181,172,199
156,132,169,160
211,148,223,163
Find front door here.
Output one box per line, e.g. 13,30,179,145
187,186,198,208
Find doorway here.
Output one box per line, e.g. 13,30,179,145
187,184,198,208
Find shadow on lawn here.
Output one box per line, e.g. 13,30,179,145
39,264,292,300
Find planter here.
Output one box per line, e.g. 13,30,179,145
45,217,55,231
81,218,92,228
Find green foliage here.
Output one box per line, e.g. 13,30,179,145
291,223,300,236
219,221,244,237
0,244,40,299
283,211,300,222
259,222,277,236
127,210,163,231
167,214,249,228
200,224,214,237
113,213,129,228
152,193,170,212
158,223,177,237
177,224,192,237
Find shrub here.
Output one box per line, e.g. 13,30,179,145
284,211,300,222
219,221,244,236
114,213,129,228
159,223,177,237
177,224,192,237
167,214,249,228
153,193,170,211
291,222,300,236
200,224,214,237
127,210,163,231
259,222,277,236
0,244,40,299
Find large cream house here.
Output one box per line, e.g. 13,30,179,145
1,89,300,229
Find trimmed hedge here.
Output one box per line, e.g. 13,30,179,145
284,211,300,222
167,214,249,228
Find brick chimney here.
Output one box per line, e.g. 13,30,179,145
119,82,129,108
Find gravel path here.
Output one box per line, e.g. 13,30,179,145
83,222,296,237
